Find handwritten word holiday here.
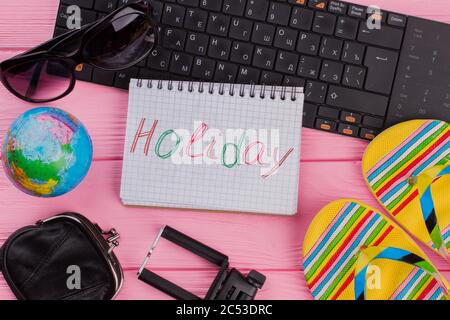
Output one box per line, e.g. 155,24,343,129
129,119,295,178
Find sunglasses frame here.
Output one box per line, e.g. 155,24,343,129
0,0,157,103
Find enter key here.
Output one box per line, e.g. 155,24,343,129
364,47,399,95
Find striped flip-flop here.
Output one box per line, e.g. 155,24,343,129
302,199,449,300
362,120,450,260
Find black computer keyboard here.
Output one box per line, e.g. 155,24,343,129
54,0,450,140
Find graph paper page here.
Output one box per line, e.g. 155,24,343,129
120,80,304,215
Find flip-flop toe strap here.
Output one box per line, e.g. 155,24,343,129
409,165,450,258
354,246,448,300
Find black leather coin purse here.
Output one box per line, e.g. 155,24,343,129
0,212,123,300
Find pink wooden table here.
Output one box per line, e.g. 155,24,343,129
0,0,449,300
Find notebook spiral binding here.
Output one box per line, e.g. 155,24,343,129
135,79,300,101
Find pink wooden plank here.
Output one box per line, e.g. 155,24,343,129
1,270,449,300
0,270,311,300
0,160,448,273
0,0,449,301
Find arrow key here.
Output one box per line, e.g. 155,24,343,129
315,118,337,132
338,123,359,137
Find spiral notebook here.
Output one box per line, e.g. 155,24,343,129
120,79,304,215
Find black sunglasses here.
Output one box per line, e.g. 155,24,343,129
0,1,157,103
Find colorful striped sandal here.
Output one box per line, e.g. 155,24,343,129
362,120,450,260
302,199,449,300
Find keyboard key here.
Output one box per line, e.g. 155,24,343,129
338,123,359,137
61,0,94,9
137,54,148,67
208,37,232,60
275,51,299,75
184,8,208,32
282,76,306,87
309,0,328,10
178,0,199,6
74,63,93,81
335,17,359,40
315,118,337,131
260,71,282,85
162,4,186,27
342,65,365,88
223,0,246,16
229,18,253,41
302,103,317,127
274,27,298,50
341,41,364,64
245,0,269,21
318,106,339,119
267,2,291,26
237,66,260,84
348,4,366,19
363,116,384,128
92,69,115,86
94,0,117,13
360,128,379,140
326,85,389,116
186,32,209,55
214,62,238,82
230,42,254,65
290,8,314,31
296,32,320,55
358,24,404,50
170,52,193,75
200,0,222,11
148,47,171,70
328,1,347,14
305,81,327,103
117,0,136,7
313,12,336,35
252,23,275,46
340,111,362,124
320,60,343,83
149,1,164,22
288,0,306,6
114,67,139,89
367,7,386,24
192,57,216,80
207,13,230,36
387,13,407,28
163,27,186,50
364,46,399,94
320,37,343,60
139,69,171,81
117,0,142,5
253,46,276,70
298,56,321,79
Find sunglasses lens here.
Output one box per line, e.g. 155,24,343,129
84,12,156,69
4,59,73,101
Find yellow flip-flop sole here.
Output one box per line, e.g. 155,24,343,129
362,120,450,259
303,199,448,300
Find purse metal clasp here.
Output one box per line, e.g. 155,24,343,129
103,229,120,253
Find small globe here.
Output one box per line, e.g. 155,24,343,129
2,107,93,197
